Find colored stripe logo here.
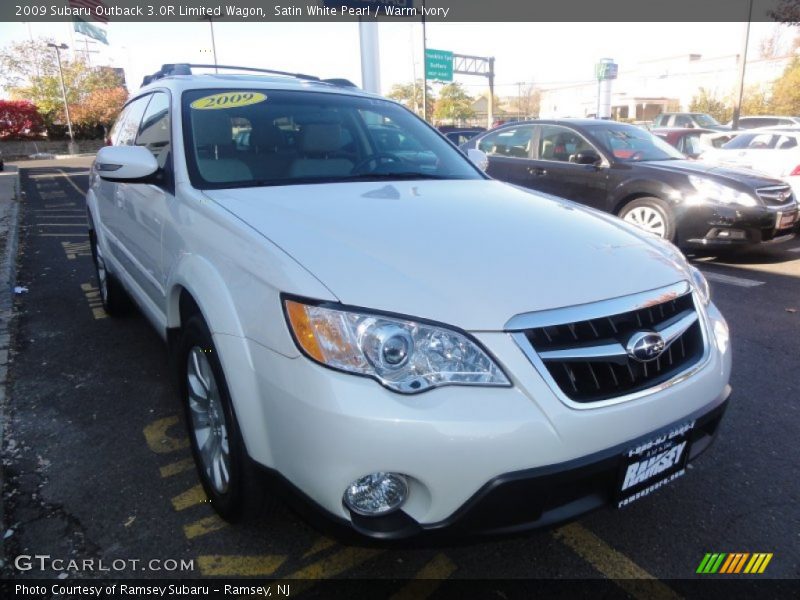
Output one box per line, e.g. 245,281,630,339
696,553,773,574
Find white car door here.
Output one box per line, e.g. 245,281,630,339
96,94,150,263
118,91,174,312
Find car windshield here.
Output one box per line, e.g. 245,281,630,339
693,114,720,127
589,124,685,161
182,88,482,189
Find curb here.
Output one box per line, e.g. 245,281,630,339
0,165,21,554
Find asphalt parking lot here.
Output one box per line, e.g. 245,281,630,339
1,157,798,594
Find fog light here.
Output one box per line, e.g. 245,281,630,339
343,472,408,516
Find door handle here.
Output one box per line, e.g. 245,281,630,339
527,167,547,176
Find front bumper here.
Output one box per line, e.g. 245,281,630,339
257,391,729,542
352,393,729,539
212,299,732,541
677,202,798,247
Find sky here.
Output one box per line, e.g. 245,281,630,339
0,20,794,97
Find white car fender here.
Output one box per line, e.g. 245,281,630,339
166,253,246,338
166,255,279,465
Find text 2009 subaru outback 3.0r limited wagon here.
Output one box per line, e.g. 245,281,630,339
87,64,731,540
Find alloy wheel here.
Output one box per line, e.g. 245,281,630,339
623,206,667,238
186,346,231,494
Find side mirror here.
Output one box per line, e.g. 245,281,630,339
572,150,602,166
467,148,489,171
95,146,158,182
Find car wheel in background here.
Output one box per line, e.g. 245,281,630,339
89,226,131,316
619,197,675,241
178,314,270,522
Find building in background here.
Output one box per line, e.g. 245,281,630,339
538,52,795,122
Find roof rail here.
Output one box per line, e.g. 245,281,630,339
321,78,359,88
140,63,359,89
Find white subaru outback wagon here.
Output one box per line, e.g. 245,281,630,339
87,64,731,539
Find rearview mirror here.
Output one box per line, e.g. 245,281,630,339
572,150,602,166
467,148,489,171
95,146,158,182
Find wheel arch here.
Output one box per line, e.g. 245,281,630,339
612,191,667,216
166,256,278,467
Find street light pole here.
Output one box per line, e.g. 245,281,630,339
421,0,428,122
732,0,753,130
208,19,218,73
47,42,76,154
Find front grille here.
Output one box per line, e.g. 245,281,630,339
522,292,704,403
757,185,794,207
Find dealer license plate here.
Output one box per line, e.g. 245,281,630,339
617,421,695,508
777,211,797,230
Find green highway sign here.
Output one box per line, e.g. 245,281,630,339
425,49,453,82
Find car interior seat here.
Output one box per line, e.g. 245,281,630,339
289,123,354,178
247,123,293,180
193,111,253,183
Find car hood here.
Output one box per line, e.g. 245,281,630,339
204,180,689,331
636,159,782,188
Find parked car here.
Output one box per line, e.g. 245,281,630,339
653,112,729,131
462,119,798,247
652,127,718,158
699,128,800,199
437,124,486,134
726,115,800,129
444,129,484,146
88,64,732,540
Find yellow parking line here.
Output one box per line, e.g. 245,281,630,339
302,536,336,559
284,547,381,579
273,547,382,595
184,514,228,539
390,554,457,600
171,484,207,511
142,415,190,454
160,457,195,478
554,523,682,600
197,555,286,577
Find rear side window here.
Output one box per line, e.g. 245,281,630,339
115,95,151,146
478,126,534,158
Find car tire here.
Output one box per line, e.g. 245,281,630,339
618,197,676,241
88,226,131,316
177,314,271,522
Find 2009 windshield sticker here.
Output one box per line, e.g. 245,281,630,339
190,92,267,110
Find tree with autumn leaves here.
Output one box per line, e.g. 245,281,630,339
0,37,127,139
0,100,45,139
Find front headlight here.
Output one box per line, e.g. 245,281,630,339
284,299,510,394
689,266,711,305
687,175,758,207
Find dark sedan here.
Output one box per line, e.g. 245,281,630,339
462,120,799,248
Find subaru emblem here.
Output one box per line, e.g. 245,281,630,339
626,331,666,362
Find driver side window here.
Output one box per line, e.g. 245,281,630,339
537,125,594,163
